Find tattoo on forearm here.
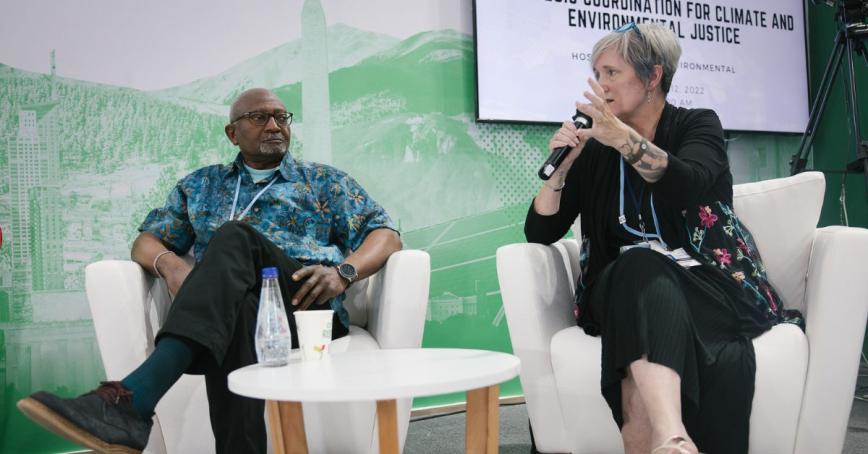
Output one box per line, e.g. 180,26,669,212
620,133,645,164
618,131,668,182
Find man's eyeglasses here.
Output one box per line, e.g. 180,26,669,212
615,21,642,38
232,111,293,127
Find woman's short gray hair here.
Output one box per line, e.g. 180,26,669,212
591,23,682,94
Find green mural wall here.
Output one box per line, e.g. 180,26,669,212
0,1,863,453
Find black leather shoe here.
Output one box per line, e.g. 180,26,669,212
17,381,152,454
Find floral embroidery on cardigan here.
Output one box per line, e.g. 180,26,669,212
685,202,804,329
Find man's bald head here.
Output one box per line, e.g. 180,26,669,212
224,87,291,169
229,88,285,122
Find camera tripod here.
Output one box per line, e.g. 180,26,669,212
790,3,868,200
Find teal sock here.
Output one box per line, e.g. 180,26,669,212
121,335,200,419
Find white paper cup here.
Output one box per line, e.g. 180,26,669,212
294,309,333,361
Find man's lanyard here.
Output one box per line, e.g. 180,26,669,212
229,173,278,221
618,158,667,249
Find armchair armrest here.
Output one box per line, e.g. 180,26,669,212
85,260,160,378
86,259,213,454
496,242,578,451
365,250,430,349
795,226,868,454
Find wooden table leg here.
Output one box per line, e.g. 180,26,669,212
465,385,499,454
376,399,400,454
266,400,308,454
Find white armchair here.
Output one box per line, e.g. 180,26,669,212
85,249,430,454
497,172,868,454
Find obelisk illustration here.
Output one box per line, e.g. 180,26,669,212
301,0,333,164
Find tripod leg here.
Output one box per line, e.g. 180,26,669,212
844,37,864,151
791,31,847,175
843,37,868,200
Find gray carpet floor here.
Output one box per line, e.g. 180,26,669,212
405,362,868,454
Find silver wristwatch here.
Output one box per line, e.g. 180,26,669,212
336,262,358,284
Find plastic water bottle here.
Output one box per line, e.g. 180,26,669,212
254,267,292,366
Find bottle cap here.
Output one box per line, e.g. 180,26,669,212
261,267,278,279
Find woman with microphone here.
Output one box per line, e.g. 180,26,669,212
525,23,801,454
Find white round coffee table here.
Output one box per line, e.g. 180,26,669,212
229,348,520,454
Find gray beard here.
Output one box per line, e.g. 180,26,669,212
259,142,288,155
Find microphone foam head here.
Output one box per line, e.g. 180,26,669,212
574,115,592,129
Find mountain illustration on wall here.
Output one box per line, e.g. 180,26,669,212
1,26,541,231
155,23,400,106
270,29,512,229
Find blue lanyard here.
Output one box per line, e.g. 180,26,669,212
229,173,278,221
619,158,667,248
624,171,645,232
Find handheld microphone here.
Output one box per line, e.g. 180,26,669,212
538,110,593,180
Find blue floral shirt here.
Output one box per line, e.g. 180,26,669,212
139,152,397,327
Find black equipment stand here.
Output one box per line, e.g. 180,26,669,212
790,3,868,201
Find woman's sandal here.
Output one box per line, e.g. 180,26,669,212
650,435,697,454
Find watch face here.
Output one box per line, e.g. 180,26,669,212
338,263,357,281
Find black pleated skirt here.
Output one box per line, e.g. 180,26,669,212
578,247,770,454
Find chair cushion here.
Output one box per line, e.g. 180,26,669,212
732,172,824,314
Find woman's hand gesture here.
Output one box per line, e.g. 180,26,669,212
574,77,631,150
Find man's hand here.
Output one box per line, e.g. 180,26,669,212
291,265,349,310
289,228,401,311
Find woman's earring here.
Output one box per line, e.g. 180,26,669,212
646,91,652,103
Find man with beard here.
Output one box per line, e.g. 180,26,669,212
17,88,402,454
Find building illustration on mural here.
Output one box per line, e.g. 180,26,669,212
7,101,62,323
426,292,478,323
1,61,105,453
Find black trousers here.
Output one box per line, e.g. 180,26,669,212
156,221,348,454
582,247,760,454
